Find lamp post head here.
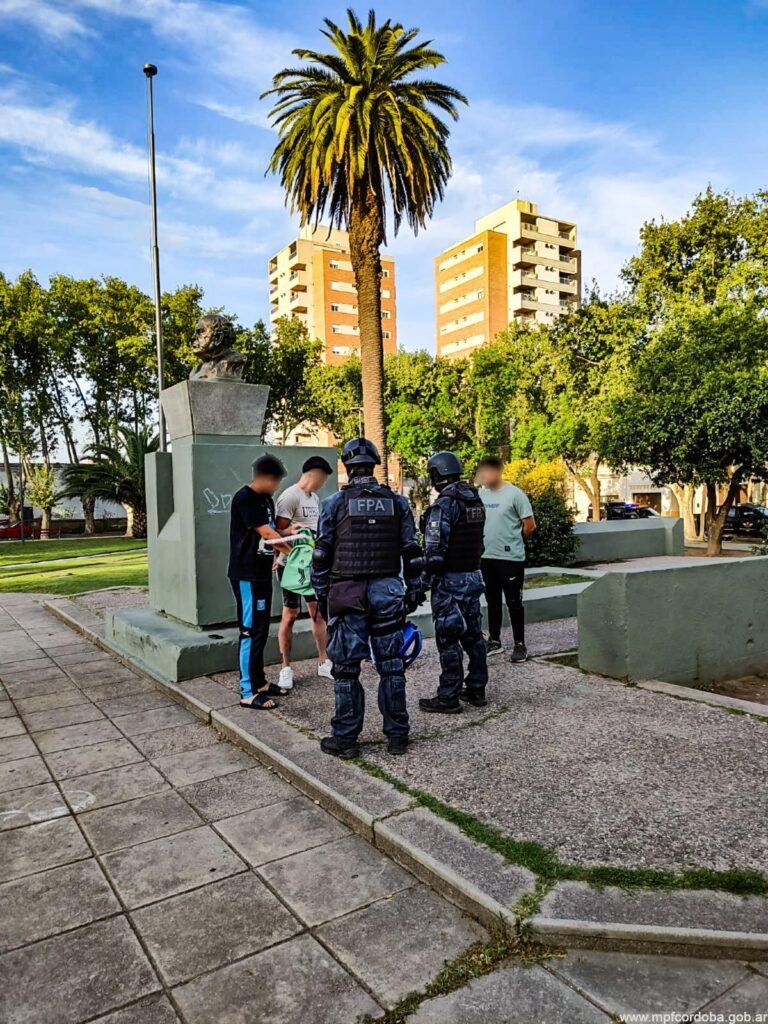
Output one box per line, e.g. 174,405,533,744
143,63,158,78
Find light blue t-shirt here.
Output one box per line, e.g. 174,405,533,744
479,484,533,562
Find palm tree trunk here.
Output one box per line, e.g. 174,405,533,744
348,182,388,483
82,495,96,536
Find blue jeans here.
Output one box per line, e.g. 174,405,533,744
431,571,487,701
326,577,409,745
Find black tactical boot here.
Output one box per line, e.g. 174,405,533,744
387,735,409,756
320,736,360,760
419,696,463,714
460,688,488,708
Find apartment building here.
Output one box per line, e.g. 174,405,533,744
268,225,397,365
435,199,581,360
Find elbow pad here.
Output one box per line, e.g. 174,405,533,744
402,544,424,581
312,541,333,572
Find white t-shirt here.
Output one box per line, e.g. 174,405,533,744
274,484,321,565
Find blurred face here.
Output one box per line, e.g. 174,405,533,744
476,463,503,488
306,469,330,492
253,474,283,495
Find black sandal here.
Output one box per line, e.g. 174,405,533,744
240,692,278,710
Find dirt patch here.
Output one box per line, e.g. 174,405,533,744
710,674,768,705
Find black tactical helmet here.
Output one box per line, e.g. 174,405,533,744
427,450,463,486
341,437,382,468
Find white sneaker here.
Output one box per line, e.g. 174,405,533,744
278,666,294,691
317,659,334,679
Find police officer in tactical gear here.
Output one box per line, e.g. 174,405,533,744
312,438,424,758
419,451,489,714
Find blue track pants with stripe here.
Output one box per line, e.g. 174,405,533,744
230,578,272,700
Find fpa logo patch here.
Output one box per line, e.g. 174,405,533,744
349,497,394,518
256,599,267,611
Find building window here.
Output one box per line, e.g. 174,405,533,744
330,303,339,312
382,268,390,278
329,259,340,268
383,330,392,340
381,310,391,319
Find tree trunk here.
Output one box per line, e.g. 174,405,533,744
41,507,52,534
670,483,697,540
1,433,15,519
82,495,96,535
125,506,147,539
348,182,388,483
566,459,601,520
706,475,741,556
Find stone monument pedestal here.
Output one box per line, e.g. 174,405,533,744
104,378,337,681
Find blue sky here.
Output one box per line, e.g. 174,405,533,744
1,0,767,352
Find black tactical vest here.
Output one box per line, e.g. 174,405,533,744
331,483,402,578
442,483,486,572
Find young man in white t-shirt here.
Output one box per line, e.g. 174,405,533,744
275,456,334,689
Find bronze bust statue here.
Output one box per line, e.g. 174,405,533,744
190,314,246,381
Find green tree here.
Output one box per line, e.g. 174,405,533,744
305,354,363,443
247,317,323,443
59,426,159,539
598,297,768,554
263,8,466,480
25,464,58,534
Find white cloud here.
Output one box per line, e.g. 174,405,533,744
0,0,92,40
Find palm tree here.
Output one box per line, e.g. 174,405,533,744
59,426,158,539
263,9,466,480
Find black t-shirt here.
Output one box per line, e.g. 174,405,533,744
228,485,276,581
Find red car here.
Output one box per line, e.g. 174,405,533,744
0,519,35,540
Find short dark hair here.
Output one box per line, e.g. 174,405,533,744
302,456,333,475
476,456,503,471
252,454,287,479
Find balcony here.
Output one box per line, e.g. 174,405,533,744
289,271,307,291
268,259,278,281
289,291,308,312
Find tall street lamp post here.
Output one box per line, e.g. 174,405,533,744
143,63,166,451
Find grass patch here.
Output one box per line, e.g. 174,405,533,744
525,573,594,589
0,549,148,595
0,537,145,567
361,925,559,1024
359,760,768,898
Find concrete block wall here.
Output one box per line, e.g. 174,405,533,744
570,518,684,565
578,557,768,685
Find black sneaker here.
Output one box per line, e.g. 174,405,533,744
510,643,528,664
419,696,463,714
387,736,409,756
486,639,503,656
320,736,360,759
460,688,488,707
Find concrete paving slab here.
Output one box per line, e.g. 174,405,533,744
103,824,245,908
0,781,70,831
0,916,159,1024
172,932,380,1024
259,834,415,926
4,676,74,699
409,962,609,1023
34,717,122,753
214,796,349,866
132,871,302,985
47,738,144,780
216,704,317,755
115,705,199,737
548,949,748,1017
14,689,89,714
67,665,142,685
79,789,203,853
0,700,15,718
53,651,117,667
0,754,52,792
3,666,70,684
540,881,768,934
177,766,295,821
96,691,175,718
751,961,768,978
0,734,37,763
317,885,487,1009
90,994,180,1024
177,676,239,709
151,743,253,786
0,815,90,882
130,723,221,760
85,677,158,702
0,657,55,674
0,717,26,738
61,761,170,811
703,971,768,1014
290,749,414,820
0,858,120,951
22,702,104,733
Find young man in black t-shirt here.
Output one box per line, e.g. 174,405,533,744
228,454,292,710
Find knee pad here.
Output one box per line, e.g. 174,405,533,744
379,657,405,677
370,615,403,639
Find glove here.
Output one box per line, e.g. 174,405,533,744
405,584,426,614
316,594,329,622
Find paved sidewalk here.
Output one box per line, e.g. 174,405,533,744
3,593,767,1022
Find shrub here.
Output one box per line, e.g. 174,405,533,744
525,487,578,567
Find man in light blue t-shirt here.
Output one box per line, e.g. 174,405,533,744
476,457,536,662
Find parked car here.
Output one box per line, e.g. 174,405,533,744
600,502,661,520
0,519,35,540
722,504,768,538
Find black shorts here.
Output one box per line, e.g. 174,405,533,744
277,566,314,610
